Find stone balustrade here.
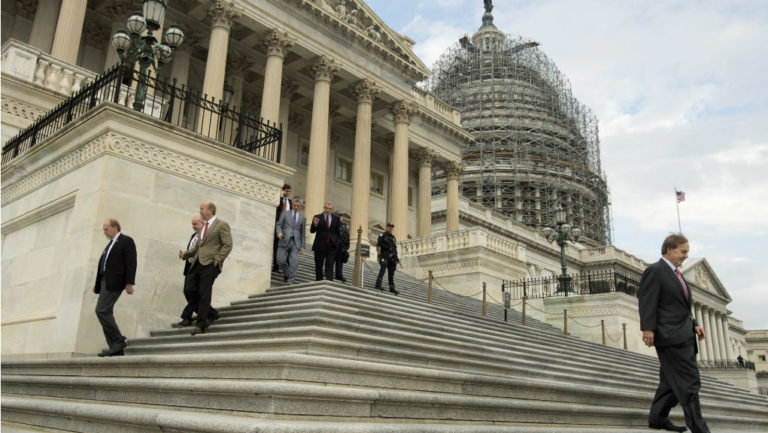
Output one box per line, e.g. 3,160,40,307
2,39,97,96
580,245,647,269
399,228,522,260
411,86,462,126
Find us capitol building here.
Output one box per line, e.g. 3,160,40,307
1,0,766,429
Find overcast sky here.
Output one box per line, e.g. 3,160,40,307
366,0,768,331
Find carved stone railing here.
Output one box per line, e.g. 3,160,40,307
1,39,98,96
411,86,462,126
580,245,647,270
399,228,522,260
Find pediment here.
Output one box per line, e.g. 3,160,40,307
303,0,431,81
681,258,732,302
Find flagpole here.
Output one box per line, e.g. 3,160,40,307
675,188,682,233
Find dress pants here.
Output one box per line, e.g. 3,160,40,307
95,280,125,349
376,258,396,288
650,338,710,433
314,245,337,281
184,262,220,329
277,238,300,284
335,250,346,280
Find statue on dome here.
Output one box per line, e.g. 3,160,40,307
484,0,493,13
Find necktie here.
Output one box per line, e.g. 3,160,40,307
99,239,114,274
201,222,209,241
675,268,689,301
325,215,330,243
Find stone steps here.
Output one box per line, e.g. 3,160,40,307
270,253,554,332
3,282,767,432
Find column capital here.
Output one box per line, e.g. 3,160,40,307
311,55,341,82
15,0,37,20
412,148,439,167
226,51,253,76
444,161,465,179
353,79,382,103
390,100,417,124
105,0,137,20
208,0,241,29
261,28,294,58
281,79,300,99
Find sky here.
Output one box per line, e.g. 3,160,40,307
365,0,768,330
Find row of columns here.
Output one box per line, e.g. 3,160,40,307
23,0,463,242
693,303,733,363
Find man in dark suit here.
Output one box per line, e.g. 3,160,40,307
334,213,350,283
93,218,136,357
172,215,204,328
275,198,306,284
310,202,341,281
639,234,710,433
179,201,233,335
273,184,292,272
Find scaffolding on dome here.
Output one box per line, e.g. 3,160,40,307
427,26,612,246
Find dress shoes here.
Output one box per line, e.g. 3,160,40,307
98,340,127,357
389,286,399,295
206,316,219,327
338,277,347,283
649,421,687,432
190,327,206,335
97,348,111,357
172,319,192,328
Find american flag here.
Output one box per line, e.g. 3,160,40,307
676,190,686,203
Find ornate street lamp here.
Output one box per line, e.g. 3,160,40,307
111,0,184,111
541,204,582,296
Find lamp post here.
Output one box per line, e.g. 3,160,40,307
111,0,184,111
541,204,582,296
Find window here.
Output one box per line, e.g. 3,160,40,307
299,138,309,167
336,157,352,183
760,355,767,362
371,172,384,195
408,186,413,207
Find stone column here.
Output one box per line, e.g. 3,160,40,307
347,79,382,245
703,307,715,362
445,161,464,233
694,304,707,362
721,315,733,361
220,52,251,143
259,29,294,128
50,0,87,64
101,1,136,70
198,0,240,138
714,312,727,363
414,148,438,237
389,101,416,240
29,0,61,53
304,55,341,223
707,308,721,361
384,134,394,224
278,80,299,165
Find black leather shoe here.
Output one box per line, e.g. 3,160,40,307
108,340,127,355
206,316,219,327
338,277,347,283
97,348,111,357
107,350,124,357
172,319,191,328
374,285,383,291
649,421,687,432
190,327,205,335
389,286,399,295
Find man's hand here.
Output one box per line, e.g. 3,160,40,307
312,216,319,225
695,326,706,340
125,284,134,295
277,233,284,240
178,250,185,259
642,330,654,347
299,247,304,254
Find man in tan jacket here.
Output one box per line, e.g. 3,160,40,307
179,201,233,335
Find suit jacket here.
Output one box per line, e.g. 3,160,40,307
275,197,292,222
94,233,137,293
638,259,698,347
183,218,233,269
183,232,199,276
275,210,306,250
310,213,341,252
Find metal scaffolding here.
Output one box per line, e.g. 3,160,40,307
428,8,612,245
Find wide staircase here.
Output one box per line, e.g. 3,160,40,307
3,255,768,432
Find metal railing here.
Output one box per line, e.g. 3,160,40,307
502,269,640,300
2,64,282,166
